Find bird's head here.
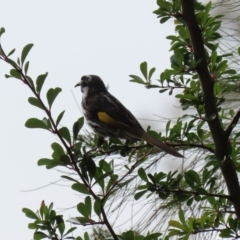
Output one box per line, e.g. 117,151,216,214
75,75,107,97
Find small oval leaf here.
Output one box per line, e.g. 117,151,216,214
93,198,101,217
140,61,148,80
72,183,90,195
25,118,49,130
10,69,22,80
56,110,65,126
73,117,84,140
28,97,44,110
59,127,71,145
21,43,34,65
7,48,15,57
47,87,62,108
36,73,48,93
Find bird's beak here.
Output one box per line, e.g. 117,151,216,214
75,82,81,88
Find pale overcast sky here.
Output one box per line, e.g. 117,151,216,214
0,1,184,239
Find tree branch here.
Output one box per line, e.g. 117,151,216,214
224,109,240,139
181,0,224,158
181,0,240,220
170,142,214,153
0,44,119,240
156,187,230,199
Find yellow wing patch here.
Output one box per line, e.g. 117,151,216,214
97,112,119,126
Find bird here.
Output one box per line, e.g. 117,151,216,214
75,75,183,158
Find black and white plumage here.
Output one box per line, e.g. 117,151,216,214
75,75,183,158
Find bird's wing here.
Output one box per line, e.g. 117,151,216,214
88,93,144,132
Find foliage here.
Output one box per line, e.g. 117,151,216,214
1,0,240,239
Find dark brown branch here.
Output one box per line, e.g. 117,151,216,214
181,1,224,158
181,0,240,220
156,188,230,199
220,210,235,214
224,109,240,139
0,44,119,240
192,228,222,234
170,142,214,153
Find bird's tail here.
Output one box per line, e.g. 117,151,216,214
140,131,183,158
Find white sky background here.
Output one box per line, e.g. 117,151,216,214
0,1,184,239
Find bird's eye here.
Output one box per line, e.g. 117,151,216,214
81,81,87,88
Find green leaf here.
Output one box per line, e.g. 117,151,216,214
46,87,62,108
169,220,189,231
22,208,39,219
42,117,52,129
84,232,90,240
24,61,30,74
140,61,148,80
93,198,101,217
85,196,92,217
197,129,204,140
60,155,71,164
0,27,5,37
160,16,170,23
25,118,49,130
71,217,89,225
187,198,193,206
99,159,112,172
179,28,188,40
56,110,65,126
106,174,118,192
185,170,201,188
61,175,79,183
138,168,148,182
26,76,35,88
238,46,240,56
134,190,148,200
36,73,48,93
159,89,168,93
28,223,39,229
28,97,44,110
82,157,96,181
219,229,234,238
34,231,49,240
93,167,105,190
72,183,90,195
166,120,171,136
7,48,15,57
59,127,71,145
10,69,22,80
179,209,186,226
77,202,89,218
48,202,53,214
129,75,145,84
92,170,112,188
73,117,84,140
144,233,162,240
51,142,65,159
38,158,60,169
76,237,83,240
63,227,77,237
149,67,156,80
58,222,65,236
21,43,34,65
124,230,134,240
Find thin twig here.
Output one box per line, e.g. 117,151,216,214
170,142,214,153
0,44,119,240
156,188,230,199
